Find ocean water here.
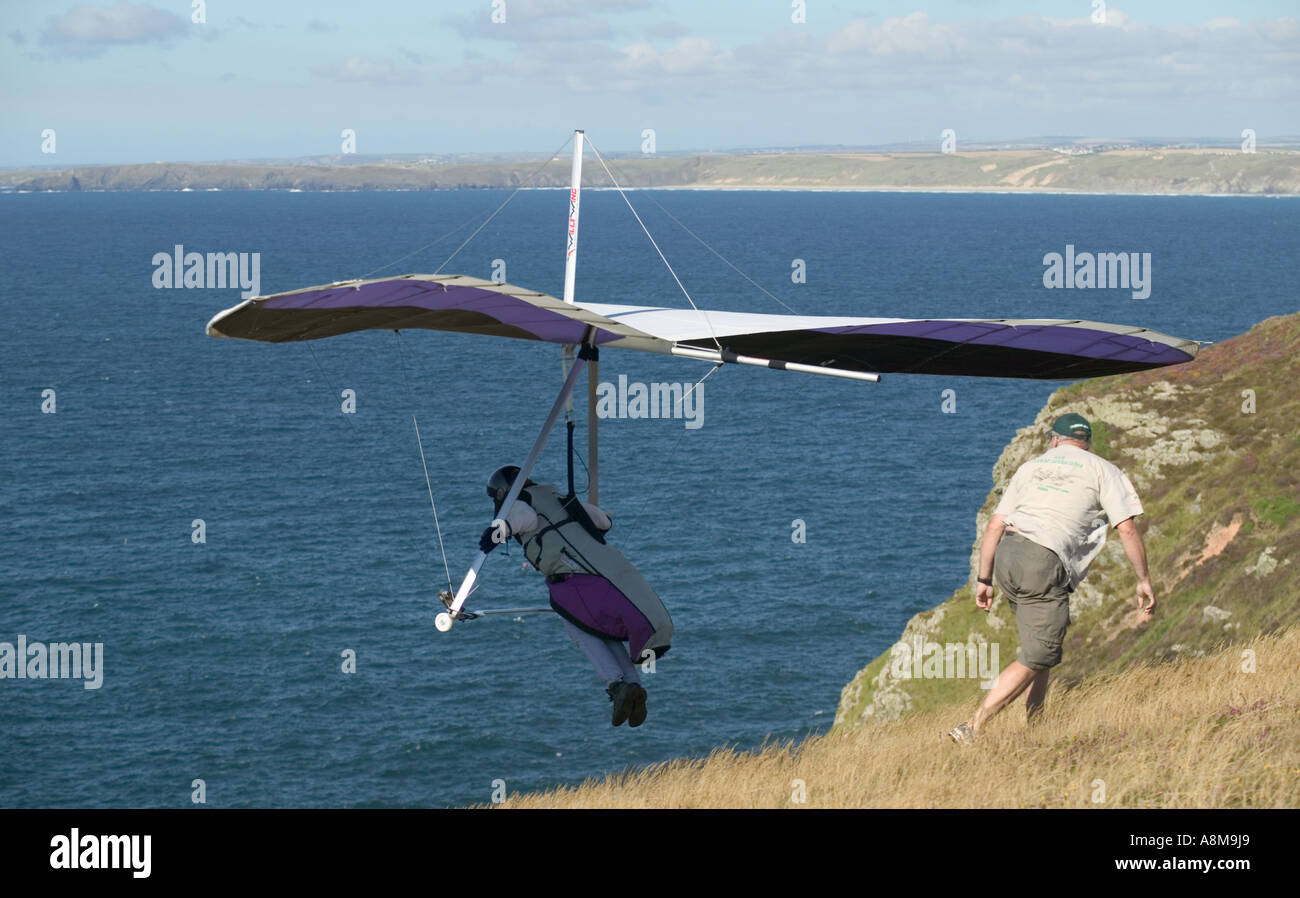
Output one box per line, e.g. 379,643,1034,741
1,188,1296,808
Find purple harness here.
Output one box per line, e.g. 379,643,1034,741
547,574,656,662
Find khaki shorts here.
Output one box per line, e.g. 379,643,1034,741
994,532,1072,670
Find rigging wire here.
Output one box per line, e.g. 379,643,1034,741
641,195,803,315
304,342,356,428
432,133,576,276
620,360,724,529
583,145,804,317
578,139,760,529
682,356,723,405
302,340,457,596
395,332,454,595
585,138,723,353
357,133,574,281
303,322,459,600
356,211,477,281
412,414,454,594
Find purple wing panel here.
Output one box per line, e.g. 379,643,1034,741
677,318,1198,379
207,275,625,345
819,320,1194,366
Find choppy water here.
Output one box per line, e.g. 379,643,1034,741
1,188,1295,807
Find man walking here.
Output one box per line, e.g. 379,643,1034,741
948,413,1156,743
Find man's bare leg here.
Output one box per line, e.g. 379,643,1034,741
969,660,1038,734
1024,669,1050,721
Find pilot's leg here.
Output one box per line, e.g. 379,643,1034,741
562,620,646,726
563,620,639,685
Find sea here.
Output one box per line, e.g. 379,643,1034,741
1,188,1296,807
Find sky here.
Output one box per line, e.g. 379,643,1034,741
1,0,1297,165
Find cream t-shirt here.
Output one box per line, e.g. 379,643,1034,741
993,444,1143,589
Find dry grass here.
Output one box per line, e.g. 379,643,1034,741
499,626,1300,808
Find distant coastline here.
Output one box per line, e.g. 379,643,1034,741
4,148,1298,196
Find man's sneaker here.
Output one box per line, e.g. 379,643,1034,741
947,723,975,745
607,680,638,727
627,685,648,727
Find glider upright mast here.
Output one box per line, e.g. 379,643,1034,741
562,130,584,306
559,131,598,505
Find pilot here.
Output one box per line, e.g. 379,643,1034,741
475,465,673,727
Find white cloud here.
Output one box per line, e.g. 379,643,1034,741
617,36,728,76
587,12,1300,109
39,2,187,58
427,9,1297,144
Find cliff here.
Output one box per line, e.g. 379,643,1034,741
834,311,1300,730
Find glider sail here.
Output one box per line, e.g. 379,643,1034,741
207,272,1199,380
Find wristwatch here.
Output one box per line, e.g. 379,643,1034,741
977,577,993,586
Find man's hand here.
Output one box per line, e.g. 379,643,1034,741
1116,517,1154,620
975,514,1007,613
1136,579,1156,618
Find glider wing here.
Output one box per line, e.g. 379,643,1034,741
206,273,1199,380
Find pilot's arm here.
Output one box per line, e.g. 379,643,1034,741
581,502,612,532
480,501,540,553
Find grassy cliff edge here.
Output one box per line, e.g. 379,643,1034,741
499,626,1299,808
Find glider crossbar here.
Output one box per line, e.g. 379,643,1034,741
457,607,557,621
671,345,881,383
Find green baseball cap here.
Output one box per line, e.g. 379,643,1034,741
1052,413,1092,440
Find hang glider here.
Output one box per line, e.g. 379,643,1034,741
206,129,1202,635
207,272,1198,381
